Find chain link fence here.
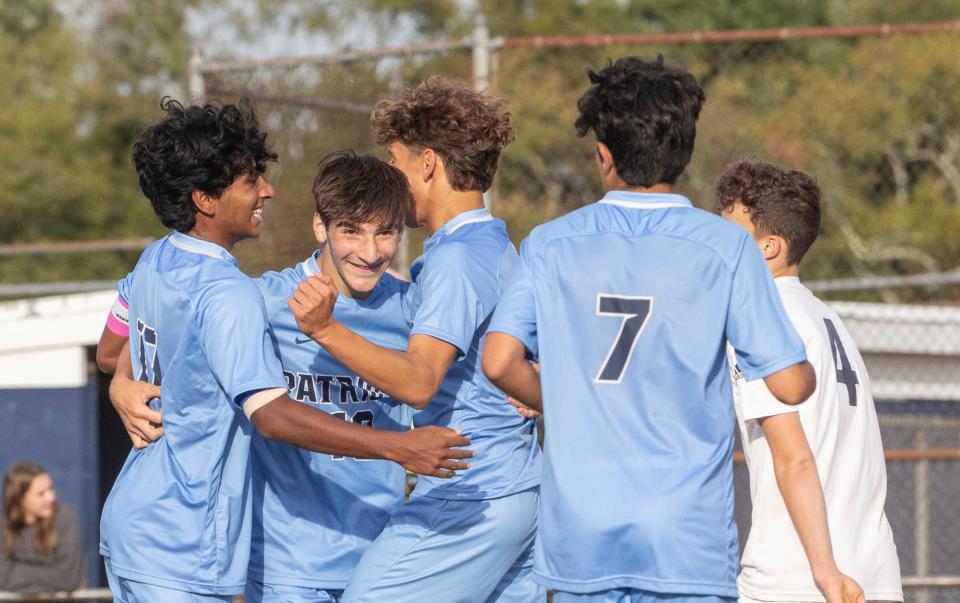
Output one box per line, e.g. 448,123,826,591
190,19,960,601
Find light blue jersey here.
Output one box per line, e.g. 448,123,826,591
340,209,543,603
406,209,541,500
100,232,287,595
488,192,806,598
248,252,413,591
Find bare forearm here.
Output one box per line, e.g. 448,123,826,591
97,327,127,374
313,321,442,408
252,396,399,460
774,455,838,579
114,341,133,380
495,365,542,411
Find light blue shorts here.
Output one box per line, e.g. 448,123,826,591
341,487,543,603
245,580,344,603
553,590,737,603
104,558,233,603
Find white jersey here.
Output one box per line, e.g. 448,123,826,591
728,276,902,602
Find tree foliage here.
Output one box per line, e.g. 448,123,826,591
4,0,960,302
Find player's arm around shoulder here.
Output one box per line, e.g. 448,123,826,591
760,412,865,603
247,390,472,478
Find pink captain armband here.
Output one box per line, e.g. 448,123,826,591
106,296,130,337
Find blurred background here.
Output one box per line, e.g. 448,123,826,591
1,0,959,600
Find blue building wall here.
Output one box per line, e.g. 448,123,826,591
0,382,101,587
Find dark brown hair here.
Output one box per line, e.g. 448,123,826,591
715,159,822,266
312,150,411,231
370,76,515,193
3,462,58,558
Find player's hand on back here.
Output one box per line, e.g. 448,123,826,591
506,361,542,418
109,372,163,449
289,274,339,342
506,396,541,419
816,569,865,603
392,426,473,478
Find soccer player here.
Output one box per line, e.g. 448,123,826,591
245,151,419,602
717,159,901,603
290,77,543,602
481,55,823,603
96,99,470,603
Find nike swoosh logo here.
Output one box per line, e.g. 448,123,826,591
295,337,313,345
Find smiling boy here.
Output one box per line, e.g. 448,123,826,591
97,100,470,603
291,78,543,602
245,151,427,602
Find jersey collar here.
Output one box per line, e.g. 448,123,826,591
599,190,693,209
423,208,493,253
168,231,237,265
299,250,323,277
774,275,804,291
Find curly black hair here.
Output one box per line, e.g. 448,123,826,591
132,97,278,232
575,55,705,188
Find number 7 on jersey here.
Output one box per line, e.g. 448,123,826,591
595,295,654,384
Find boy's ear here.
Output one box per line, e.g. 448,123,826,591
758,234,785,262
313,213,328,246
192,189,216,217
596,142,616,179
421,148,439,182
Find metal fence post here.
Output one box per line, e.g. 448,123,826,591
915,429,930,603
189,45,205,103
472,14,492,210
389,67,411,276
472,15,490,93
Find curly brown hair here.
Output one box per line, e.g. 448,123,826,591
3,462,58,559
715,159,822,266
370,76,515,193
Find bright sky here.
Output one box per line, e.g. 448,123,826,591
185,1,422,62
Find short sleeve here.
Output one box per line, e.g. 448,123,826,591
117,271,133,304
487,245,538,358
733,364,799,421
253,269,293,319
410,245,489,355
105,272,136,337
197,279,286,404
725,240,806,381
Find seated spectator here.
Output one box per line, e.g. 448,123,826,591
0,462,83,594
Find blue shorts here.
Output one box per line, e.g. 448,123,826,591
245,580,344,603
341,487,543,603
104,558,233,603
553,590,737,603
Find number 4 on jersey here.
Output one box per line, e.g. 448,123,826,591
824,318,858,406
595,295,653,384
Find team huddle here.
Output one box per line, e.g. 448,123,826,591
95,55,901,603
